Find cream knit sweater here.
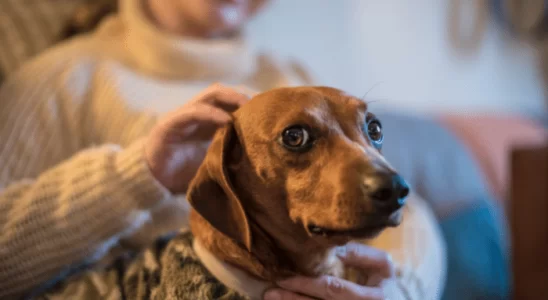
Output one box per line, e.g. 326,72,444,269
0,0,446,298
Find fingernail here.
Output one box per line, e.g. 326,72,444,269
366,274,383,287
335,246,346,257
276,279,291,288
263,290,281,300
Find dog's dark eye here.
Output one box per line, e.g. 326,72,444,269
367,120,383,144
281,126,311,151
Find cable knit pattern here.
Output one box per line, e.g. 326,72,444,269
0,0,445,298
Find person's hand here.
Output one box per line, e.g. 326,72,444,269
263,242,395,300
145,84,250,194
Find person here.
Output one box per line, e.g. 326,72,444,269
0,0,446,299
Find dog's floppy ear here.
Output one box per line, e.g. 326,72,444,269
187,124,252,251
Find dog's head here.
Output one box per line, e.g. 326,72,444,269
187,86,409,254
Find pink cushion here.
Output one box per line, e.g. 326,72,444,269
439,114,546,203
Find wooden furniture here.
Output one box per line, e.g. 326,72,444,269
510,144,548,300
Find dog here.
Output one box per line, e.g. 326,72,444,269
39,86,409,300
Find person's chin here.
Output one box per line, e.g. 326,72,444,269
201,21,243,38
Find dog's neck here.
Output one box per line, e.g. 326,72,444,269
192,238,271,300
190,209,344,284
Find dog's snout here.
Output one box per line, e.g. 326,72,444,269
368,174,410,212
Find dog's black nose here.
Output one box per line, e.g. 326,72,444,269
369,174,410,212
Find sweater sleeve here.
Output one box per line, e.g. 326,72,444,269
0,45,173,298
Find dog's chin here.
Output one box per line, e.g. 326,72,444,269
386,209,404,226
306,209,404,243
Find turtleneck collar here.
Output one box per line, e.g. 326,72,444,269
119,0,257,81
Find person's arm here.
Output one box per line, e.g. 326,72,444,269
0,141,172,298
0,51,172,298
0,54,249,298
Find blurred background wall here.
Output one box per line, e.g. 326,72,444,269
246,0,546,117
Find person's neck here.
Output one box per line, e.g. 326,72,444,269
119,0,256,81
144,0,235,39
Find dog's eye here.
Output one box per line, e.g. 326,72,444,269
281,126,311,150
367,119,383,144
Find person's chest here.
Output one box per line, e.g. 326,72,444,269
95,60,266,117
100,63,217,115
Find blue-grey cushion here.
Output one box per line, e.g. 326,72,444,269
439,199,510,300
376,112,492,218
375,113,510,299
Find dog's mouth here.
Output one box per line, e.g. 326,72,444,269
306,212,402,239
306,223,389,239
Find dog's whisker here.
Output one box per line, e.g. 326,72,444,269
361,81,384,101
364,98,391,105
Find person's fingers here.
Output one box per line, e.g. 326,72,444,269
160,102,233,134
233,85,260,98
365,274,385,288
184,103,233,124
276,276,385,300
193,83,250,109
263,289,315,300
336,242,395,279
155,83,250,139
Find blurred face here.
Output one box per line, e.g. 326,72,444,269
174,0,269,37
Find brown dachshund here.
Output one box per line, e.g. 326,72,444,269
35,86,412,299
188,86,410,284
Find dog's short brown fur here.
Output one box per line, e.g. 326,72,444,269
187,86,407,284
